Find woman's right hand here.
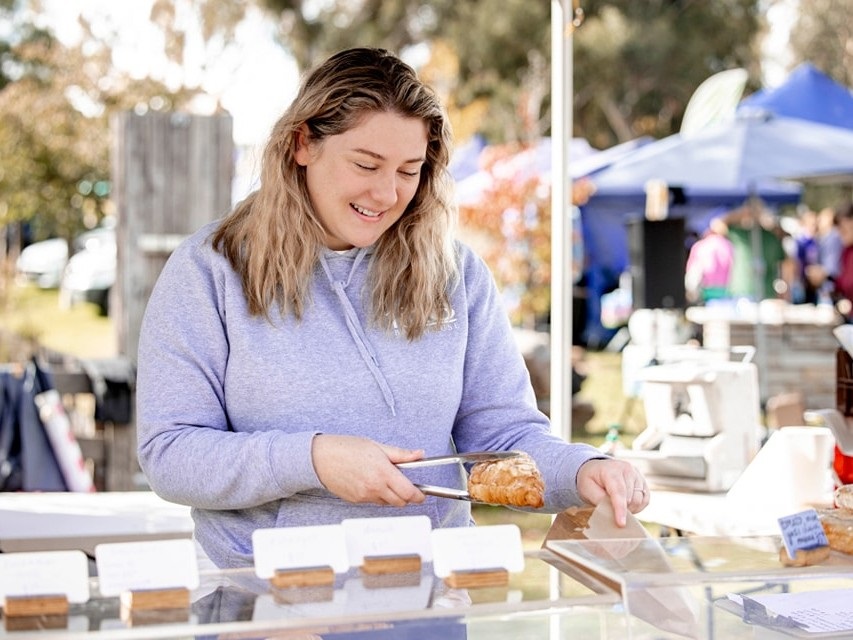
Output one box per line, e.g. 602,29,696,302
311,434,426,506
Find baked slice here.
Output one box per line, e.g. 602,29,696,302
467,452,545,508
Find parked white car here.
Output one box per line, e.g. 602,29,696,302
15,237,69,288
59,228,117,316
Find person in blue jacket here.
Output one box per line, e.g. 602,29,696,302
136,47,649,569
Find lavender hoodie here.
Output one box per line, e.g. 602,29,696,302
136,221,602,568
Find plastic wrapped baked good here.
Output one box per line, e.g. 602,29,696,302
835,484,853,511
467,452,545,508
818,507,853,555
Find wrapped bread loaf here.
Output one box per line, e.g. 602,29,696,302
818,508,853,555
467,452,545,508
817,484,853,555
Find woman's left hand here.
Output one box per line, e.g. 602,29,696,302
576,458,650,527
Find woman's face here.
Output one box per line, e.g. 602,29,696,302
295,111,428,250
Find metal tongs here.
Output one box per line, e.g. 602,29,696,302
396,450,522,501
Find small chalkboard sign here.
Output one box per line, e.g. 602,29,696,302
778,509,829,558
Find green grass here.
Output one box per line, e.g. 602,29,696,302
0,283,117,360
574,349,646,445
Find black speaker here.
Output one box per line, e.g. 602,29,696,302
626,217,686,309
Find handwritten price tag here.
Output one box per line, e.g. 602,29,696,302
342,515,432,565
95,539,199,597
431,524,524,578
252,524,349,579
778,509,829,558
0,550,90,603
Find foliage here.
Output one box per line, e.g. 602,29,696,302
458,144,552,327
256,1,766,149
0,17,108,242
790,0,852,87
573,0,762,148
255,0,550,143
259,0,451,71
0,2,205,247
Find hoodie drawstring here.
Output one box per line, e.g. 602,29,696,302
319,251,397,415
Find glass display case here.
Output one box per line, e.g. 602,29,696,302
3,537,853,639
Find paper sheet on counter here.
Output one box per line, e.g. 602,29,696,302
728,588,853,634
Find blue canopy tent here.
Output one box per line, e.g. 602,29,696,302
737,62,853,130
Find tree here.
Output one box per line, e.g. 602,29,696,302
789,0,852,87
251,1,774,148
457,143,552,327
0,1,205,249
573,0,763,148
256,0,551,143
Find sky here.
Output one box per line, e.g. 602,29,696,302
762,0,799,86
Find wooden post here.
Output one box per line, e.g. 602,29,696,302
110,112,233,365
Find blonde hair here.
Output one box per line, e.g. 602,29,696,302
212,48,458,340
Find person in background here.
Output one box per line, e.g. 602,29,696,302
684,215,733,304
806,206,843,305
831,202,853,318
135,47,649,569
719,203,791,301
792,205,820,304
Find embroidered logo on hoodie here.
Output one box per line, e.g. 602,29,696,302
392,307,457,337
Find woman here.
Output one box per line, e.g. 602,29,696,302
136,47,648,569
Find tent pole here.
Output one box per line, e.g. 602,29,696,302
748,194,769,404
549,1,575,630
550,0,573,444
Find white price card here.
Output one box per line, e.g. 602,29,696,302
778,508,830,557
431,524,524,578
342,515,432,565
94,539,199,597
252,524,349,579
0,550,90,603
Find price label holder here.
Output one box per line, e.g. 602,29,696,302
342,515,431,580
95,539,198,620
0,550,89,629
431,524,524,588
777,509,831,566
253,524,349,591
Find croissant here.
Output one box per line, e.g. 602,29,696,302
467,452,545,508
